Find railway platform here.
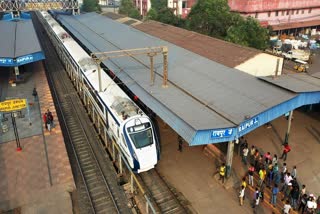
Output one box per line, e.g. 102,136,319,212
0,62,75,212
156,109,320,214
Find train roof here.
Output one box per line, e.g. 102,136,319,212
42,11,142,123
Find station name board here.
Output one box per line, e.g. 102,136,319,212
238,117,259,133
0,99,27,112
0,55,34,66
0,58,13,65
211,128,233,138
17,55,34,64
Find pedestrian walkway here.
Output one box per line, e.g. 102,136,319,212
0,62,75,212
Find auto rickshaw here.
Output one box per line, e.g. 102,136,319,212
293,59,309,72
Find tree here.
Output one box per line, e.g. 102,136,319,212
147,0,183,27
186,0,234,38
82,0,101,12
119,0,141,19
226,17,269,50
146,8,158,20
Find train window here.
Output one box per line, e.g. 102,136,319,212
128,126,153,149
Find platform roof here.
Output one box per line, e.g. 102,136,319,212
58,13,312,145
259,74,320,93
0,19,43,66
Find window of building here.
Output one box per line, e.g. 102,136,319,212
281,11,285,16
309,8,312,13
182,1,187,8
286,10,289,15
268,11,271,17
275,11,278,16
255,13,258,18
291,10,294,15
296,9,299,14
302,10,304,14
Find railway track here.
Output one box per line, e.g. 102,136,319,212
32,12,131,214
139,169,188,214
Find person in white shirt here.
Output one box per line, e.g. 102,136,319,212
283,200,291,214
306,196,317,213
281,172,292,192
242,146,249,165
239,185,245,206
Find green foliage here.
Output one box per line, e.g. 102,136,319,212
150,0,167,11
147,0,184,27
226,17,269,50
157,7,179,25
146,8,158,20
186,0,233,38
82,0,100,12
119,0,141,19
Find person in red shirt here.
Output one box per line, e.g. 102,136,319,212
280,143,291,161
43,113,48,130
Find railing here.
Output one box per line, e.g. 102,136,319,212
0,0,79,12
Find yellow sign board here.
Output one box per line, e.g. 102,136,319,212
0,99,27,112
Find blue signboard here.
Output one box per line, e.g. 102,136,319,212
211,128,233,138
238,117,259,133
16,55,34,64
0,58,13,65
0,52,45,67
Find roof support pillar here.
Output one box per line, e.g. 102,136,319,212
284,110,293,145
226,140,234,178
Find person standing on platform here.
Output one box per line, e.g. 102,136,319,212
242,146,249,165
272,154,278,167
280,143,291,161
298,194,308,213
283,200,292,214
248,164,255,187
32,88,38,102
271,184,279,207
239,185,245,206
43,112,48,130
47,109,54,128
178,135,183,152
47,116,51,132
219,163,226,184
249,145,256,165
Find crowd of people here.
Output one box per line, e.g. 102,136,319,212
237,137,319,214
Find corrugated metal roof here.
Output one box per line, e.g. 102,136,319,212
133,20,260,68
0,20,42,58
259,74,320,92
0,21,15,58
57,13,297,144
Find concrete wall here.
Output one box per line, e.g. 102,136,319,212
235,53,283,77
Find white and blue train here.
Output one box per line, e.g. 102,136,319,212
38,11,160,173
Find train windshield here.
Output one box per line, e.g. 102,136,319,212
127,123,153,149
